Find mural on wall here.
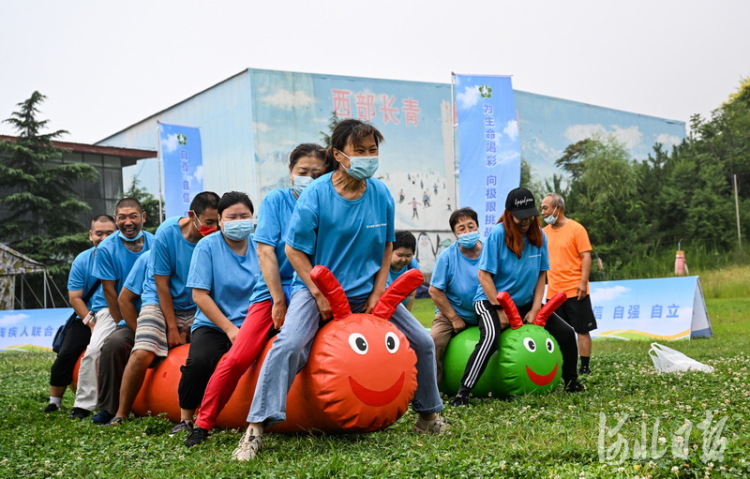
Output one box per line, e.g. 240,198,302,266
248,70,455,232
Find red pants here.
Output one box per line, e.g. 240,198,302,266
195,300,273,430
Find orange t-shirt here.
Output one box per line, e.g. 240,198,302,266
543,219,592,299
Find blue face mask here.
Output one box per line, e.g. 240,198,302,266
457,231,480,249
543,206,558,225
292,175,314,196
119,230,143,242
222,219,254,241
339,151,379,180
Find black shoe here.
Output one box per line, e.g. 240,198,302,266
185,426,210,447
579,365,591,375
452,393,470,407
43,403,60,413
69,407,91,419
565,380,586,393
92,410,115,425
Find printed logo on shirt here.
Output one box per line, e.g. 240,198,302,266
528,254,541,258
366,223,388,229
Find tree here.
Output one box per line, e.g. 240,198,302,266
0,93,98,240
124,176,163,231
318,111,339,148
0,92,98,264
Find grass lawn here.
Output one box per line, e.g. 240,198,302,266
1,280,749,477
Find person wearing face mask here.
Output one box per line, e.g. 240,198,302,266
452,188,583,407
428,208,483,384
69,199,155,420
44,215,117,414
233,119,446,462
175,191,261,434
185,144,329,447
540,193,597,375
99,192,220,427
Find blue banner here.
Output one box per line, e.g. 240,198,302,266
0,308,71,351
159,123,204,218
454,75,521,238
589,276,712,341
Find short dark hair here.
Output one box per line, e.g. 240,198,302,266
325,119,384,171
190,191,220,216
289,143,326,171
218,191,254,216
449,208,479,234
393,230,416,253
91,214,116,228
115,197,143,213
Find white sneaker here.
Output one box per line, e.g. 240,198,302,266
231,428,263,461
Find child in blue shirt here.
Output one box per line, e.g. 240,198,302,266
387,230,420,311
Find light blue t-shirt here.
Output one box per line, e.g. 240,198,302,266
93,230,155,295
248,188,297,305
121,250,154,312
285,172,395,300
151,216,198,312
187,232,261,332
67,247,108,313
473,223,549,307
431,242,480,324
387,257,419,307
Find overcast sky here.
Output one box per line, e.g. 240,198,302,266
1,0,748,145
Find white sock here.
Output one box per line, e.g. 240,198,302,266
50,397,62,407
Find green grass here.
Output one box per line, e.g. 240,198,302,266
1,271,749,478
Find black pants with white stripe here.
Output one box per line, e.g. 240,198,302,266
460,300,578,391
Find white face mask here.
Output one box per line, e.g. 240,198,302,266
338,151,379,180
292,175,314,196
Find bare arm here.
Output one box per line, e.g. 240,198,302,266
429,285,465,332
257,243,287,329
192,288,239,343
404,292,416,312
118,288,139,331
578,251,592,300
523,271,547,324
102,280,123,322
285,244,331,320
363,242,392,314
68,289,89,321
155,274,182,349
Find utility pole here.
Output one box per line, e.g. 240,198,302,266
734,174,742,251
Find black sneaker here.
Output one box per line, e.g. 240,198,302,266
579,365,591,375
452,393,470,407
92,410,115,425
43,403,60,413
565,380,586,393
69,407,91,419
184,426,210,447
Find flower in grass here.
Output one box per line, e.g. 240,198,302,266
633,464,641,471
671,466,679,474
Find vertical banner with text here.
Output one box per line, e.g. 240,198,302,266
454,75,521,237
159,122,204,218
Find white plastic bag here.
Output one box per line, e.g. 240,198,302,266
648,342,714,374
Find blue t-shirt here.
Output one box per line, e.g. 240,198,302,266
151,216,198,312
67,247,108,313
473,223,549,307
248,188,297,305
387,257,419,307
431,242,480,324
93,231,155,296
187,232,261,332
121,250,154,312
285,172,395,300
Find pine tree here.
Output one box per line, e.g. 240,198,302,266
0,91,98,273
